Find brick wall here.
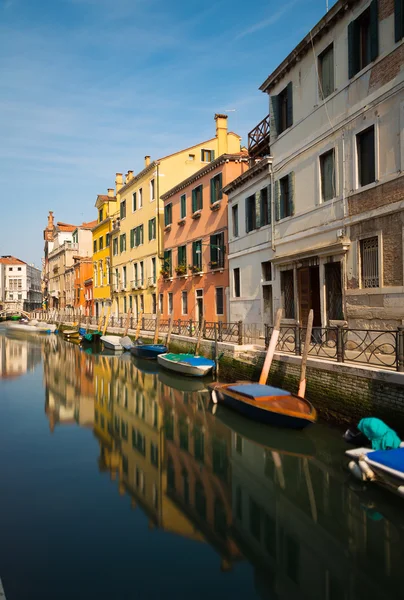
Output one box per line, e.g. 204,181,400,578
369,45,404,92
378,0,395,21
348,174,404,217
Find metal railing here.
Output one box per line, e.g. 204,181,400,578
248,114,270,158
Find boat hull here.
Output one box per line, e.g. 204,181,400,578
131,344,167,360
157,353,214,377
100,335,123,351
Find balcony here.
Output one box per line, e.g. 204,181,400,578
112,218,121,231
148,276,157,287
248,114,270,159
131,279,145,290
209,256,225,271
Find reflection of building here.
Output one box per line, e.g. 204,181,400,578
44,341,94,432
0,335,41,379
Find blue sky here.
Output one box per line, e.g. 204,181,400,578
0,0,336,266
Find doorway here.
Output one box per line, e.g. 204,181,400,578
297,266,321,328
262,285,273,325
195,289,203,323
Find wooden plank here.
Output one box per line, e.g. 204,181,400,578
259,308,282,385
102,306,111,336
195,318,205,355
135,312,143,340
298,309,313,398
123,309,132,336
166,315,174,346
153,313,161,344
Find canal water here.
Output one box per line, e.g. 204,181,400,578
0,329,404,600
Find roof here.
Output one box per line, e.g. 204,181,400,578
222,157,272,196
259,0,358,93
97,194,116,202
57,222,77,232
161,152,249,201
80,220,98,230
0,256,26,265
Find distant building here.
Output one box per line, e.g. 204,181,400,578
0,255,42,312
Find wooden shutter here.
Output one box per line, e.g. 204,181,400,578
286,82,293,129
192,189,196,213
218,173,223,200
255,191,261,229
210,177,215,204
268,183,272,225
148,219,152,241
348,20,359,78
181,194,186,218
288,172,295,217
395,0,403,42
140,225,143,244
210,234,217,264
275,181,280,221
192,242,197,266
270,95,279,140
211,150,215,161
370,0,379,62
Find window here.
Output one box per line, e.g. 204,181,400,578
192,240,202,271
320,149,336,201
348,1,378,78
233,268,240,298
178,245,187,267
99,209,103,222
115,268,119,291
189,153,195,161
276,173,294,220
132,225,144,247
8,267,12,271
168,292,173,315
119,233,126,253
216,287,224,315
246,195,256,233
106,258,110,284
210,173,223,204
163,250,172,277
120,200,126,219
99,236,104,250
395,0,404,41
99,261,103,286
192,185,203,213
318,44,334,99
360,236,379,288
139,188,143,208
281,270,295,318
259,186,270,227
140,261,144,285
151,256,156,283
152,293,157,314
111,237,117,256
130,228,135,249
106,233,110,247
133,263,138,284
150,442,159,467
93,239,97,253
164,203,172,226
181,291,188,315
232,205,239,238
148,217,156,241
201,149,214,162
357,126,375,187
122,266,127,289
270,81,293,138
180,194,186,219
159,293,163,313
132,191,137,212
210,232,224,269
93,264,97,287
262,261,272,282
150,179,155,201
140,294,144,312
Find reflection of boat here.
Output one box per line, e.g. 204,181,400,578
132,357,159,374
100,335,123,351
130,340,167,359
7,322,54,334
63,329,80,340
157,353,215,377
346,446,404,498
158,369,210,392
209,382,317,429
120,336,134,351
213,404,316,457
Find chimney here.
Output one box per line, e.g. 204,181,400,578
115,173,123,193
47,211,54,228
126,170,134,183
214,114,228,156
145,155,151,167
107,188,115,198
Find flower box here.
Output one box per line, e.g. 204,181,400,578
191,210,202,220
210,201,221,211
164,224,172,232
178,218,186,226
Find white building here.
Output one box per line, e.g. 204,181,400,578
227,0,404,331
0,256,42,312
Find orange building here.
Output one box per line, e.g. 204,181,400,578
160,153,249,322
73,256,93,314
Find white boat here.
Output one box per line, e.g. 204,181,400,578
120,335,134,351
157,353,215,377
346,446,404,498
100,335,123,351
7,322,54,334
37,323,57,333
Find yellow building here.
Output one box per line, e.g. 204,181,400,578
92,188,118,318
110,114,241,316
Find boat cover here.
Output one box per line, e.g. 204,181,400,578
367,447,404,474
164,353,214,366
358,417,402,450
228,384,291,400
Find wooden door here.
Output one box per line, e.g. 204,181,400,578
298,267,310,326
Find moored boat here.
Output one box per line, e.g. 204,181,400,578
63,329,80,340
209,382,317,429
346,446,404,498
120,336,134,351
157,352,215,377
100,335,123,351
131,339,167,360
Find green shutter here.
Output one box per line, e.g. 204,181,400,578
210,235,217,264
275,181,280,221
130,229,134,248
218,173,223,200
268,184,272,224
140,225,143,244
370,0,379,62
270,95,279,140
180,194,186,218
164,206,168,226
288,172,295,217
395,0,403,42
192,189,196,213
211,149,215,161
255,191,261,228
210,177,215,204
286,82,293,129
148,219,151,240
348,20,359,78
192,242,197,266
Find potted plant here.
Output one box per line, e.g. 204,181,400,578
175,263,187,276
209,260,218,269
160,259,171,279
188,263,202,274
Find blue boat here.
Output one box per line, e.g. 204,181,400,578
209,382,317,429
130,340,168,360
346,446,404,499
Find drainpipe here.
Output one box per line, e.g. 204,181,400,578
342,131,347,218
270,160,275,251
156,162,161,259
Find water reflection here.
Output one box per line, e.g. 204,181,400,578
0,328,41,379
3,332,404,599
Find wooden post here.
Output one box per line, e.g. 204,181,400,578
123,309,132,336
102,306,111,336
195,318,205,355
214,322,219,379
97,307,105,332
166,315,174,346
135,312,143,340
259,309,283,385
153,313,161,344
298,309,313,398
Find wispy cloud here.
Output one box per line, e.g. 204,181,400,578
235,0,300,39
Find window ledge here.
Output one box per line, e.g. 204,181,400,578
349,181,379,197
178,218,186,226
164,224,172,232
210,201,221,211
191,210,202,220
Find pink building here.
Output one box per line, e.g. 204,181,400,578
159,153,249,323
